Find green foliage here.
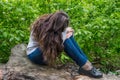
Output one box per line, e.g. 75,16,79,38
0,0,120,72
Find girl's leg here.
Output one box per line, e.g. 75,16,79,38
63,38,88,67
69,36,87,59
63,27,91,68
28,48,47,65
69,36,93,70
63,37,103,78
63,27,103,78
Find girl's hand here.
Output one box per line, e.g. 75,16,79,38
66,27,74,38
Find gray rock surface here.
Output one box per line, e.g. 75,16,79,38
0,44,120,80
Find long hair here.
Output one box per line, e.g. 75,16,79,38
31,11,69,65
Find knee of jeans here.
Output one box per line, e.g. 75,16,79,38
64,34,74,42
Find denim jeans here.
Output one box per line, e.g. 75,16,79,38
64,36,88,67
28,36,88,67
28,48,46,65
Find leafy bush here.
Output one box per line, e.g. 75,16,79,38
0,0,119,72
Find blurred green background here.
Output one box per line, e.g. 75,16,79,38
0,0,120,73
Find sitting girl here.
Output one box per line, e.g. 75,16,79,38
27,11,103,78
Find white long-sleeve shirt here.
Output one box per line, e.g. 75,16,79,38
27,30,67,55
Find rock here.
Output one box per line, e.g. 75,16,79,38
1,44,72,80
0,44,120,80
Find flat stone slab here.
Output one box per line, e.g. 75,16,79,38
0,44,119,80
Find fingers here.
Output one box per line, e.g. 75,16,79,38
66,27,74,38
66,27,74,33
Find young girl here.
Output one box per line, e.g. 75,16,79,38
27,11,103,78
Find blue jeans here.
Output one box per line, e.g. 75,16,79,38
28,48,47,65
28,36,88,67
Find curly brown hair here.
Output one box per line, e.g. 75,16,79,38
31,11,69,65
